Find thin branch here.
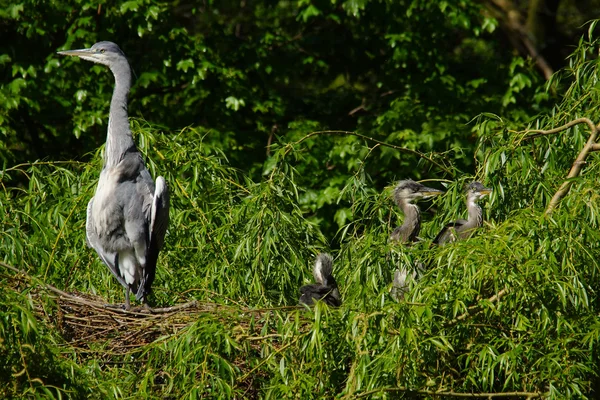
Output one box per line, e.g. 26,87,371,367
236,338,299,383
444,288,509,328
517,118,599,214
285,130,454,175
484,0,553,80
517,117,596,142
355,386,544,398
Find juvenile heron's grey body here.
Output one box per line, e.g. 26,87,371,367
59,42,169,310
390,180,443,298
433,181,491,245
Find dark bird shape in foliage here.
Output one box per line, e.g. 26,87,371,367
433,181,492,245
299,253,341,307
58,42,170,311
390,180,443,299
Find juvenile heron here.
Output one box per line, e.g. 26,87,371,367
299,253,341,307
433,181,491,245
390,180,443,298
390,180,444,243
58,41,170,311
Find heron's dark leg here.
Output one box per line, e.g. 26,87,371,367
142,302,155,313
124,288,131,311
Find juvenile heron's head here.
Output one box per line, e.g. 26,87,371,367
394,180,444,204
465,181,492,202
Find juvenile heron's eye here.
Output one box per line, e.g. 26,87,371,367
100,49,105,53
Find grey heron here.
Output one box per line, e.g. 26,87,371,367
58,41,170,311
390,180,443,298
299,253,341,307
433,181,491,245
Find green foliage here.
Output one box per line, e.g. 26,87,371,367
0,0,545,231
3,1,600,398
0,287,88,398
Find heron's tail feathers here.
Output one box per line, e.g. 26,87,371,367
299,253,341,307
313,253,335,286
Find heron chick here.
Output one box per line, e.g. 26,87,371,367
59,42,170,311
433,181,492,245
390,180,443,299
299,253,341,307
390,180,444,243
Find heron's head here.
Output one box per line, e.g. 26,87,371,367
58,41,126,68
465,181,492,202
394,179,444,204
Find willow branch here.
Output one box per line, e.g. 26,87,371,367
355,386,544,399
518,118,596,142
517,118,598,214
444,288,509,328
285,130,454,175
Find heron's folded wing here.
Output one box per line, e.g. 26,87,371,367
86,198,127,288
433,219,467,245
149,176,170,251
137,176,170,300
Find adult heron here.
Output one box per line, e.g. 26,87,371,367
390,180,443,298
58,41,170,311
433,181,491,245
299,253,341,307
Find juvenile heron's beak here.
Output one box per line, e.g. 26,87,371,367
420,186,444,198
479,187,493,196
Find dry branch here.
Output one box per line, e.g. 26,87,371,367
518,118,599,214
355,386,545,399
484,0,553,80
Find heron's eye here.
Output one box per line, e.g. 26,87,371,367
100,49,105,53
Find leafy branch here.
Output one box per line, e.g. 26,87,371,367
517,117,600,214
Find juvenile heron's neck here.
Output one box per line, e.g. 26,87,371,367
105,61,136,168
394,200,421,243
466,198,483,228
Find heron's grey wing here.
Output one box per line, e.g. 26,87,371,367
86,198,128,288
150,176,170,251
433,219,467,245
136,176,169,300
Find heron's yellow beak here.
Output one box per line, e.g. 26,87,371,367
57,48,95,57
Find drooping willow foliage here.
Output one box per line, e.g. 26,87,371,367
2,21,600,400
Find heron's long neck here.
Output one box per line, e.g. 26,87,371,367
105,62,136,168
466,199,483,228
399,200,421,242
